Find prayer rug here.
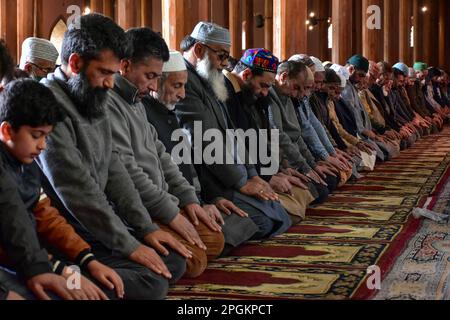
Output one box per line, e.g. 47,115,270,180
169,127,450,300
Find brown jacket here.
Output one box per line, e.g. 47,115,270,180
0,197,92,268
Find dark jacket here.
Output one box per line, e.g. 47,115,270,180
223,72,277,181
175,60,258,202
310,92,348,150
334,97,359,138
369,84,401,131
0,144,94,279
143,96,196,186
0,151,51,279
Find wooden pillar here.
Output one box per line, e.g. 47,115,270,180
398,0,411,65
162,0,185,50
445,0,450,71
117,0,140,30
273,0,307,60
17,0,35,60
383,0,399,63
422,0,438,66
151,0,162,33
103,0,114,19
199,0,211,22
307,0,330,61
0,0,18,63
264,0,273,52
332,0,353,65
229,0,242,58
353,0,362,55
90,0,104,13
413,0,424,62
362,0,383,62
438,0,446,68
141,0,152,27
243,0,254,49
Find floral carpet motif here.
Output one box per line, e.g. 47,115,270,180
169,128,450,300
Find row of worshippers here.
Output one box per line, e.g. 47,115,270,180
0,14,449,300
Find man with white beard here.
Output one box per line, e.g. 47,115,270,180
143,51,259,255
176,22,292,240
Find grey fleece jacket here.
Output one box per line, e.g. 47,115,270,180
107,74,199,224
37,68,158,257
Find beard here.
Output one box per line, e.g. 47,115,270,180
163,102,176,111
196,52,229,103
241,83,258,104
155,88,176,111
67,71,108,120
349,74,360,85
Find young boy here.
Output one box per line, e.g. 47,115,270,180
0,79,124,300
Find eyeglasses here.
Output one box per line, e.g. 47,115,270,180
201,43,230,62
29,62,55,74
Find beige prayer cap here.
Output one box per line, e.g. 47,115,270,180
19,37,59,69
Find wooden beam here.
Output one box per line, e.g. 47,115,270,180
229,0,242,58
362,0,383,62
332,0,353,65
383,0,399,63
273,0,307,60
162,0,185,50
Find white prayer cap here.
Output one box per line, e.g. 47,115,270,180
310,56,325,73
330,64,350,81
163,51,187,73
19,37,59,69
337,73,347,88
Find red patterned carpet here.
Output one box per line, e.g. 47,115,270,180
169,126,450,300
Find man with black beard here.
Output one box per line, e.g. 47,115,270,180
37,14,188,300
223,49,316,225
176,22,291,239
